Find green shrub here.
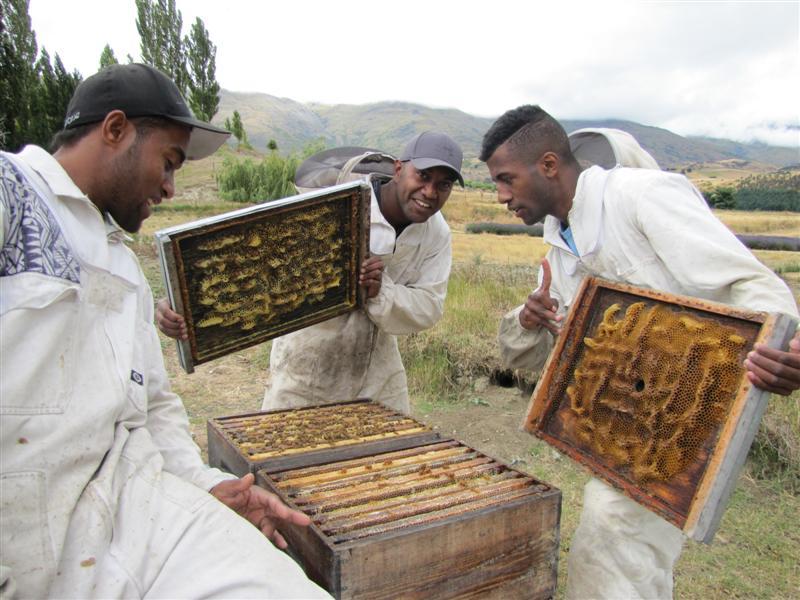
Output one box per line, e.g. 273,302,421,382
216,153,299,203
465,222,544,236
464,179,495,191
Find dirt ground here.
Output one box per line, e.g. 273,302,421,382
169,341,564,483
166,341,583,597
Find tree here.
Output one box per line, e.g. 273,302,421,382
99,44,119,69
0,0,81,151
711,187,736,210
27,50,81,148
184,17,219,121
1,0,38,151
135,0,187,95
230,110,246,147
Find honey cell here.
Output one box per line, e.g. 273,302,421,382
563,302,747,484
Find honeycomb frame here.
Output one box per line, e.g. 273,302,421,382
156,182,371,373
524,276,798,543
207,399,442,475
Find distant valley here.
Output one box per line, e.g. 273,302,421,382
215,90,799,182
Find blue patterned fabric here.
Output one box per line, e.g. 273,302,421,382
0,154,80,282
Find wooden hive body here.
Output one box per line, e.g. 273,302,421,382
256,439,561,599
207,399,441,476
524,276,798,542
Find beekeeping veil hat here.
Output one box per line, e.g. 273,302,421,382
569,128,659,169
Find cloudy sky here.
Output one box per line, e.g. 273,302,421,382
29,0,800,147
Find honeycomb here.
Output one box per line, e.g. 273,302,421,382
178,201,354,353
267,440,551,544
560,301,748,484
216,402,429,461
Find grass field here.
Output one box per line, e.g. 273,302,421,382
139,176,800,599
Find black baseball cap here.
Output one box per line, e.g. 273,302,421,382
63,63,230,160
399,131,464,186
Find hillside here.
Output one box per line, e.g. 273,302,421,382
214,90,799,181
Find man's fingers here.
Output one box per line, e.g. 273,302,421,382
746,370,794,395
540,258,552,295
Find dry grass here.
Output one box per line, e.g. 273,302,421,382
716,210,800,237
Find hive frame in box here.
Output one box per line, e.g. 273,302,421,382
207,399,442,476
523,276,798,543
156,181,370,373
256,439,561,599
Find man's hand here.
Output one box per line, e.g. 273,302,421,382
519,258,562,335
211,474,312,549
359,256,384,299
155,298,187,341
745,330,800,395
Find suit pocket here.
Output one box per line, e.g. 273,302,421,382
0,472,55,589
0,272,79,414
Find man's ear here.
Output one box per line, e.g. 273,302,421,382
393,159,404,178
539,151,559,178
99,110,132,148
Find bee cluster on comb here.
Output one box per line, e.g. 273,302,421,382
155,182,370,372
564,301,747,484
526,276,798,542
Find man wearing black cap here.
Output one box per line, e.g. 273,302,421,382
0,64,328,598
157,130,464,413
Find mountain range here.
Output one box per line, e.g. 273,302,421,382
215,90,799,182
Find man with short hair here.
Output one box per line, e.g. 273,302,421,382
481,104,800,599
0,63,328,598
157,131,464,414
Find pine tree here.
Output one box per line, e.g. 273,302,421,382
99,44,119,69
28,50,81,148
135,0,187,95
1,0,38,150
184,17,220,121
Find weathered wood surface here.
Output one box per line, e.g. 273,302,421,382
257,440,561,599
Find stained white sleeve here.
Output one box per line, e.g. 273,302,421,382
139,282,236,491
365,229,451,335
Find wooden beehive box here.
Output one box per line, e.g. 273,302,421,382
207,399,441,476
524,276,798,543
156,181,370,373
256,439,561,599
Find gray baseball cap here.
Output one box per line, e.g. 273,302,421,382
400,131,464,186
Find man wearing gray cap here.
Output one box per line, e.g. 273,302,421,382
0,63,328,598
159,130,464,413
263,131,463,413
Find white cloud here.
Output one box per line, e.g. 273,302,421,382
28,0,800,147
